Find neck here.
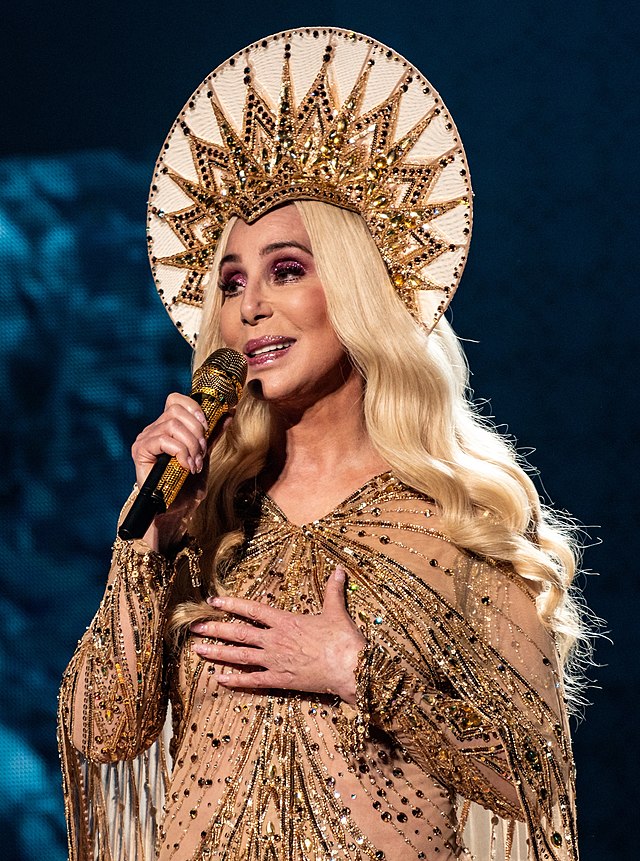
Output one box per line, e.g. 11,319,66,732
263,373,386,489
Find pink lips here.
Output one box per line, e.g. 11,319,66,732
243,336,296,366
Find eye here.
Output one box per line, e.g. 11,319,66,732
272,260,306,282
218,272,246,298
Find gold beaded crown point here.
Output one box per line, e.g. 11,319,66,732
148,28,472,346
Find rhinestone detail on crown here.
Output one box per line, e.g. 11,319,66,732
147,29,472,345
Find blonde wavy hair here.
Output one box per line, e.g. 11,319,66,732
174,200,589,707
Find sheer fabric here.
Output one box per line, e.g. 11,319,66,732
59,474,577,860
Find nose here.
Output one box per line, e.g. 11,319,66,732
240,282,272,326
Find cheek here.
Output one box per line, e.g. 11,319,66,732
290,285,330,328
219,303,241,346
291,289,345,358
304,310,346,362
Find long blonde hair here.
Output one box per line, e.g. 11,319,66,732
177,200,589,707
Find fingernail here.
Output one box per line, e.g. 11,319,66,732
199,437,207,454
207,597,224,607
187,456,196,474
195,454,203,472
334,566,345,583
191,623,206,633
197,412,207,428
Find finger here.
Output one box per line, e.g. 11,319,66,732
139,400,208,451
207,596,284,626
156,407,208,454
214,669,278,690
165,393,209,433
321,566,350,617
132,413,208,478
134,430,199,477
132,434,194,481
192,641,264,666
190,621,265,647
155,419,206,458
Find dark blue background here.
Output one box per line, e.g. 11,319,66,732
1,2,636,859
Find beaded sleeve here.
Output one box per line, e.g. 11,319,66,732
341,630,522,820
58,513,202,861
338,549,577,861
59,536,177,762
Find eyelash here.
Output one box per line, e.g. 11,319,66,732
218,259,306,296
218,274,245,297
272,260,306,281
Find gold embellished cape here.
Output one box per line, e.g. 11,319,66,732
59,474,578,861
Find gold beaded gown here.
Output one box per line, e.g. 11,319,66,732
59,473,578,861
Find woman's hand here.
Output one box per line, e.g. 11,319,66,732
130,393,230,552
190,567,365,704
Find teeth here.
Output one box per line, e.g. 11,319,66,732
250,342,292,357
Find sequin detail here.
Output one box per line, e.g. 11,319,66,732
59,474,577,861
148,28,472,345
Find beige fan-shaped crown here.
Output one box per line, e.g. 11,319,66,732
148,28,472,346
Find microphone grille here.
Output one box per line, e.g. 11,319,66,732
191,348,248,406
203,348,248,382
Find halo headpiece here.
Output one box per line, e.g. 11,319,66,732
148,27,472,345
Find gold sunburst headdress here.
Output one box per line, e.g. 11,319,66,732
148,27,472,346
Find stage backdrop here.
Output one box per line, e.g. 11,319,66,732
1,2,636,859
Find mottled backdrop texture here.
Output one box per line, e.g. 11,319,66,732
0,2,636,859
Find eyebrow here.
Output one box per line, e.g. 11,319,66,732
220,240,313,267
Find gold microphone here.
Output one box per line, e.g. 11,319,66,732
118,348,247,540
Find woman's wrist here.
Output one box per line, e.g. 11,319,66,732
329,631,366,705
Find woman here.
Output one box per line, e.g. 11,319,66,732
59,29,586,861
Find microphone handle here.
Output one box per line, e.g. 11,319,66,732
118,392,231,541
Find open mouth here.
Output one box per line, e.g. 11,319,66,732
245,338,296,364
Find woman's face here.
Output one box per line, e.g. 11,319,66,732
218,205,354,409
